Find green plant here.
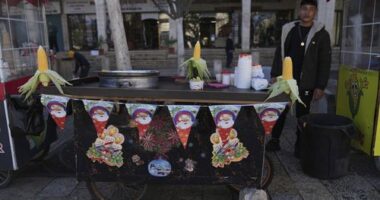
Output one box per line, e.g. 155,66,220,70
164,37,177,47
181,41,210,81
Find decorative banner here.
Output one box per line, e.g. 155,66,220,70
87,125,125,168
209,105,249,168
168,105,200,149
41,95,70,129
83,100,114,135
148,157,172,177
254,103,287,135
126,104,157,140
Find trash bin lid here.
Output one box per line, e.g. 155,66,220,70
300,114,353,129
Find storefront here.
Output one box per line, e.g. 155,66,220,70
46,0,343,51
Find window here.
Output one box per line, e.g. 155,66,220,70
184,12,230,48
0,1,47,82
67,14,98,50
251,10,293,48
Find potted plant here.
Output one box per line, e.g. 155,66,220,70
165,37,177,54
182,41,210,90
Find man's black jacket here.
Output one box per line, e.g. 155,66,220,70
271,21,331,90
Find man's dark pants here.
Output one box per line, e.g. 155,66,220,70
226,52,233,68
271,90,314,154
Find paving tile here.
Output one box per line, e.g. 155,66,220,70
0,177,53,200
68,188,92,200
321,175,380,200
37,177,78,197
276,128,335,200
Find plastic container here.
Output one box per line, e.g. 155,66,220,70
298,114,356,179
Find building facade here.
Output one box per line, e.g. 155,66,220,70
45,0,344,52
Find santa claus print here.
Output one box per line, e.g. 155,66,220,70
259,108,280,135
174,110,195,149
47,101,67,129
132,109,153,139
210,109,249,168
90,106,110,135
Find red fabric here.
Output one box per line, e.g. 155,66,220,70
176,127,191,149
92,119,107,135
51,116,66,130
0,76,32,100
262,120,277,135
136,123,150,139
218,128,232,145
0,83,5,101
2,0,22,6
26,0,48,6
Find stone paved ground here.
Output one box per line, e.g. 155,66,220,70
0,113,380,200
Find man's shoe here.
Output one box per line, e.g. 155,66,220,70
266,138,281,152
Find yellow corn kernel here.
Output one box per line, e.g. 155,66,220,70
37,46,48,72
193,41,201,60
282,57,293,80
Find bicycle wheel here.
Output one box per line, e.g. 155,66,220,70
260,155,273,189
86,180,147,200
229,155,273,191
0,170,13,189
58,139,76,172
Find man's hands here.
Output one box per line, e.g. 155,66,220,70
313,88,325,100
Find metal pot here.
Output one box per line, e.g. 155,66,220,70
98,70,160,88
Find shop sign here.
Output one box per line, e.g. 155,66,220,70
64,0,95,14
120,0,165,13
45,1,61,15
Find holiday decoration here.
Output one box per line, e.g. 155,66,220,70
139,115,180,155
41,95,69,129
126,104,156,140
209,105,249,168
83,100,114,135
148,158,172,177
254,103,287,135
86,125,125,167
266,57,305,106
19,46,71,99
168,105,200,149
184,158,197,172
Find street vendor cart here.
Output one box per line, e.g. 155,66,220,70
336,0,380,170
0,0,59,188
41,75,287,199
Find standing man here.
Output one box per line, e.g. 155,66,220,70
266,0,331,156
68,50,91,78
225,34,234,68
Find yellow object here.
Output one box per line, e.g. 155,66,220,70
39,73,50,86
282,57,293,80
193,41,201,60
19,45,72,99
67,50,75,59
37,46,48,72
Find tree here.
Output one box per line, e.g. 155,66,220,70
152,0,194,76
105,0,132,70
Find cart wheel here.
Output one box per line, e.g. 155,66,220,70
58,139,76,172
260,155,273,189
0,170,13,189
375,156,380,171
229,155,273,191
86,181,147,200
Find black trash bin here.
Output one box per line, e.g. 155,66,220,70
298,114,356,179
